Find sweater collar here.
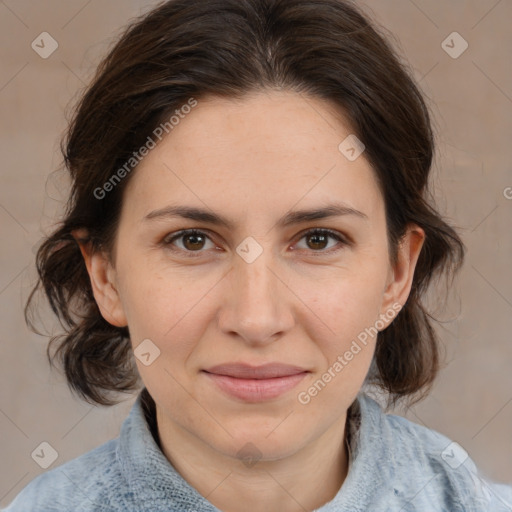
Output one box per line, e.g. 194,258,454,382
117,391,221,510
315,392,391,510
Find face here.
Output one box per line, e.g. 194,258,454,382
78,89,424,462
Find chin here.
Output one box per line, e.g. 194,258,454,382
204,418,309,462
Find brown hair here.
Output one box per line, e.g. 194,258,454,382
25,0,465,407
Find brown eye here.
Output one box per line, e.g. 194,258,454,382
181,232,206,251
306,232,329,250
164,229,215,254
295,229,348,254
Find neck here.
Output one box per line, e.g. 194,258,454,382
150,397,350,512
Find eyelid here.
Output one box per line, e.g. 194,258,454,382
162,227,351,256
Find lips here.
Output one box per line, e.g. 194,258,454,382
202,363,310,402
203,362,308,379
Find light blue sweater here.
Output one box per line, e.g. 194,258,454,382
3,390,512,511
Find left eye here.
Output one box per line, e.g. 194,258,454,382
163,228,348,256
294,229,347,253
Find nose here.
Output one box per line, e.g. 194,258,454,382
217,246,295,347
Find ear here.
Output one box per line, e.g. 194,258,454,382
72,228,128,328
379,224,425,326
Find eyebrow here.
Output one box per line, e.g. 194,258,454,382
143,202,368,229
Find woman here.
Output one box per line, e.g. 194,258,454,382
5,0,512,510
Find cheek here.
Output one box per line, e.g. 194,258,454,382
294,278,384,409
124,271,212,414
301,260,387,339
295,254,389,392
118,264,217,362
117,252,184,327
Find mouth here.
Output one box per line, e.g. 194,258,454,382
201,362,310,402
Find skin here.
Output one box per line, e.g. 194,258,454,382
74,89,425,512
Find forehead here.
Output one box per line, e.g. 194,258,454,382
121,90,383,226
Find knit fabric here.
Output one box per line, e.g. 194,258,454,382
3,390,512,511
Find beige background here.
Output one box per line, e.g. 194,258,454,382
1,0,511,507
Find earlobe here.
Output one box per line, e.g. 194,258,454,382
72,229,128,328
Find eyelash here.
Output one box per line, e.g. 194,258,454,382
162,228,350,257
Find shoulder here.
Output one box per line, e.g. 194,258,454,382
357,393,512,511
1,438,128,512
2,391,219,512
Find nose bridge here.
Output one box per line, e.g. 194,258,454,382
238,247,277,302
219,239,294,344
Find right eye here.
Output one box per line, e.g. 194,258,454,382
162,229,218,256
